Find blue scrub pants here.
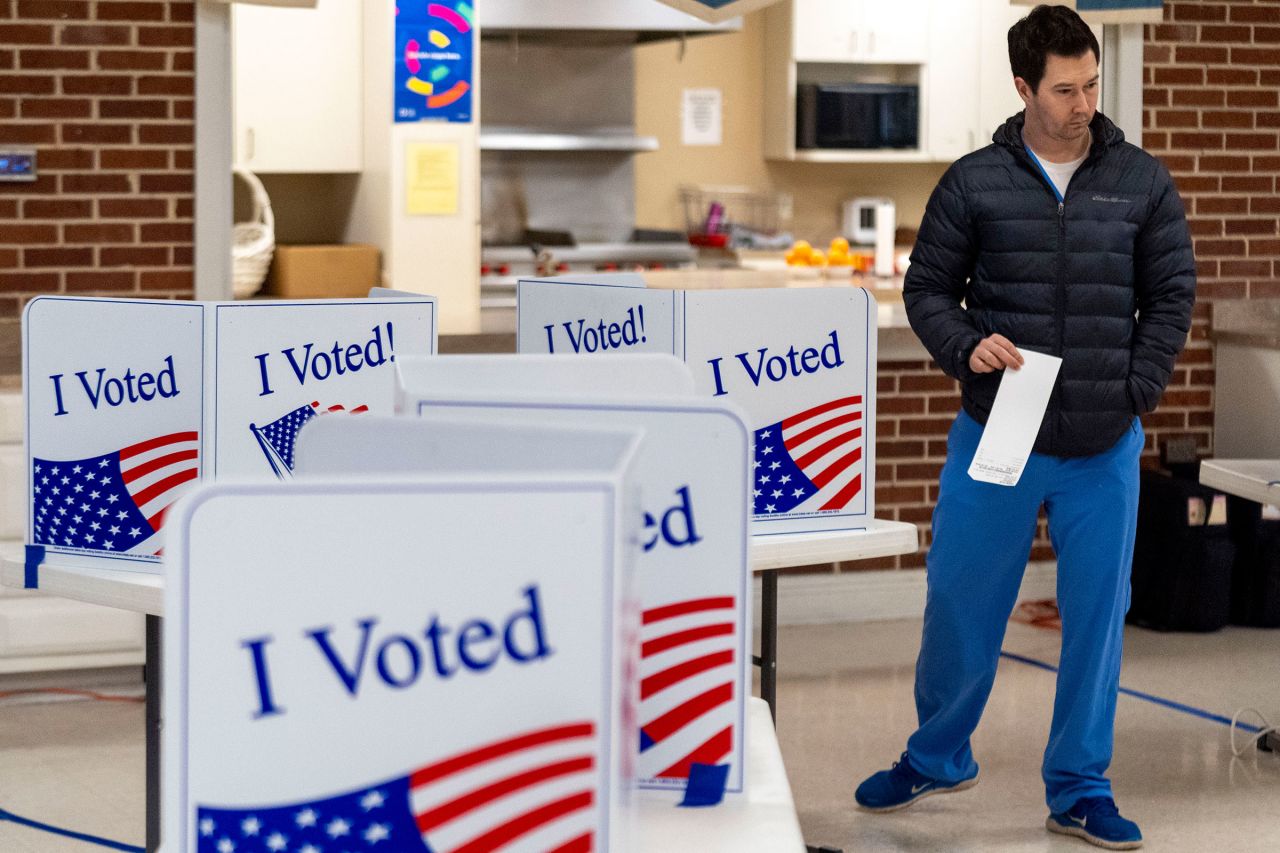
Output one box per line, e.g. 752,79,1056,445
905,410,1143,813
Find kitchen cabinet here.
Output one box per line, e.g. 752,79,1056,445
232,0,362,174
976,0,1035,147
927,0,1027,160
765,0,1044,163
793,0,929,64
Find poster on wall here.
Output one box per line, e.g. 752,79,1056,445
394,0,475,124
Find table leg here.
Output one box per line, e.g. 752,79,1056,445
145,615,162,853
761,569,778,723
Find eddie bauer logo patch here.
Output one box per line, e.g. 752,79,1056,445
1092,194,1133,204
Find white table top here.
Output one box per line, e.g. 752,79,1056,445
751,518,917,571
2,520,918,618
1200,459,1280,507
637,697,806,852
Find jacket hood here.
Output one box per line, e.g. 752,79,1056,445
993,110,1125,152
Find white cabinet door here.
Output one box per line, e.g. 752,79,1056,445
233,0,363,174
794,0,929,63
978,0,1028,146
864,0,930,63
792,0,864,63
927,0,981,160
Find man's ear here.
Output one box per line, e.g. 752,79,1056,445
1013,76,1034,107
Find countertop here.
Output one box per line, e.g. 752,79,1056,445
455,269,928,360
1210,298,1280,350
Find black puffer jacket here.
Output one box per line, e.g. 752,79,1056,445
904,111,1196,457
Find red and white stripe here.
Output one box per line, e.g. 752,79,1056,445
408,722,598,853
639,597,738,781
313,401,370,415
123,430,200,553
782,395,863,512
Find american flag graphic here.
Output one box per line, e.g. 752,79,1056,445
251,401,369,479
196,722,599,853
753,396,863,516
31,431,200,555
638,596,737,782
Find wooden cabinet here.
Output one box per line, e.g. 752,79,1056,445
232,0,362,174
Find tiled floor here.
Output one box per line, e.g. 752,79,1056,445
774,619,1280,852
1,616,1278,852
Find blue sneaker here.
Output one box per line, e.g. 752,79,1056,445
854,752,978,812
1046,796,1143,850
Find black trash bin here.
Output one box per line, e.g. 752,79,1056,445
1128,470,1235,632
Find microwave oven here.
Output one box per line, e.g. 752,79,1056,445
796,83,919,150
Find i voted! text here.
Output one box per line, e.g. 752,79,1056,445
543,305,646,354
254,322,396,398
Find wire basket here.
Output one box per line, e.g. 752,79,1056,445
679,184,793,248
232,168,275,299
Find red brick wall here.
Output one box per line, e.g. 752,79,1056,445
0,0,195,372
1141,0,1280,458
833,0,1280,574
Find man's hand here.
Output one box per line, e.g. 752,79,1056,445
968,334,1024,374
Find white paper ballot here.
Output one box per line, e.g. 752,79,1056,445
968,350,1062,487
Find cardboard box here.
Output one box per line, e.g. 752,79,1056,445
264,244,381,298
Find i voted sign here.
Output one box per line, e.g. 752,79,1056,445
23,296,436,570
24,297,205,568
212,300,435,479
400,382,751,797
685,288,876,534
164,476,639,853
518,276,679,357
517,279,877,534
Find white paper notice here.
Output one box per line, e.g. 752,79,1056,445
968,349,1062,487
682,88,723,146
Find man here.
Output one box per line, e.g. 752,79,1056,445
853,5,1195,850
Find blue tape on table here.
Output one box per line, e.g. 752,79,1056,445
24,544,45,589
678,762,729,807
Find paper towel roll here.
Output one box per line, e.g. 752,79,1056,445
874,201,896,277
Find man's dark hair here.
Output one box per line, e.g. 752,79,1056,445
1008,5,1100,92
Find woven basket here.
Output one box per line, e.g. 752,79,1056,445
232,168,275,299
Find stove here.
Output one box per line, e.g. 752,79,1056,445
479,241,697,332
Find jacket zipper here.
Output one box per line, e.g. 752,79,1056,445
1018,141,1098,454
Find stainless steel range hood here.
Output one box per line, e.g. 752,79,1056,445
478,0,741,42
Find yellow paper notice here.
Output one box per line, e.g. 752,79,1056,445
405,142,459,216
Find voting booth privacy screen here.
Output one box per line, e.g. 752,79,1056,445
165,458,642,852
393,355,753,796
518,278,878,534
22,296,436,570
